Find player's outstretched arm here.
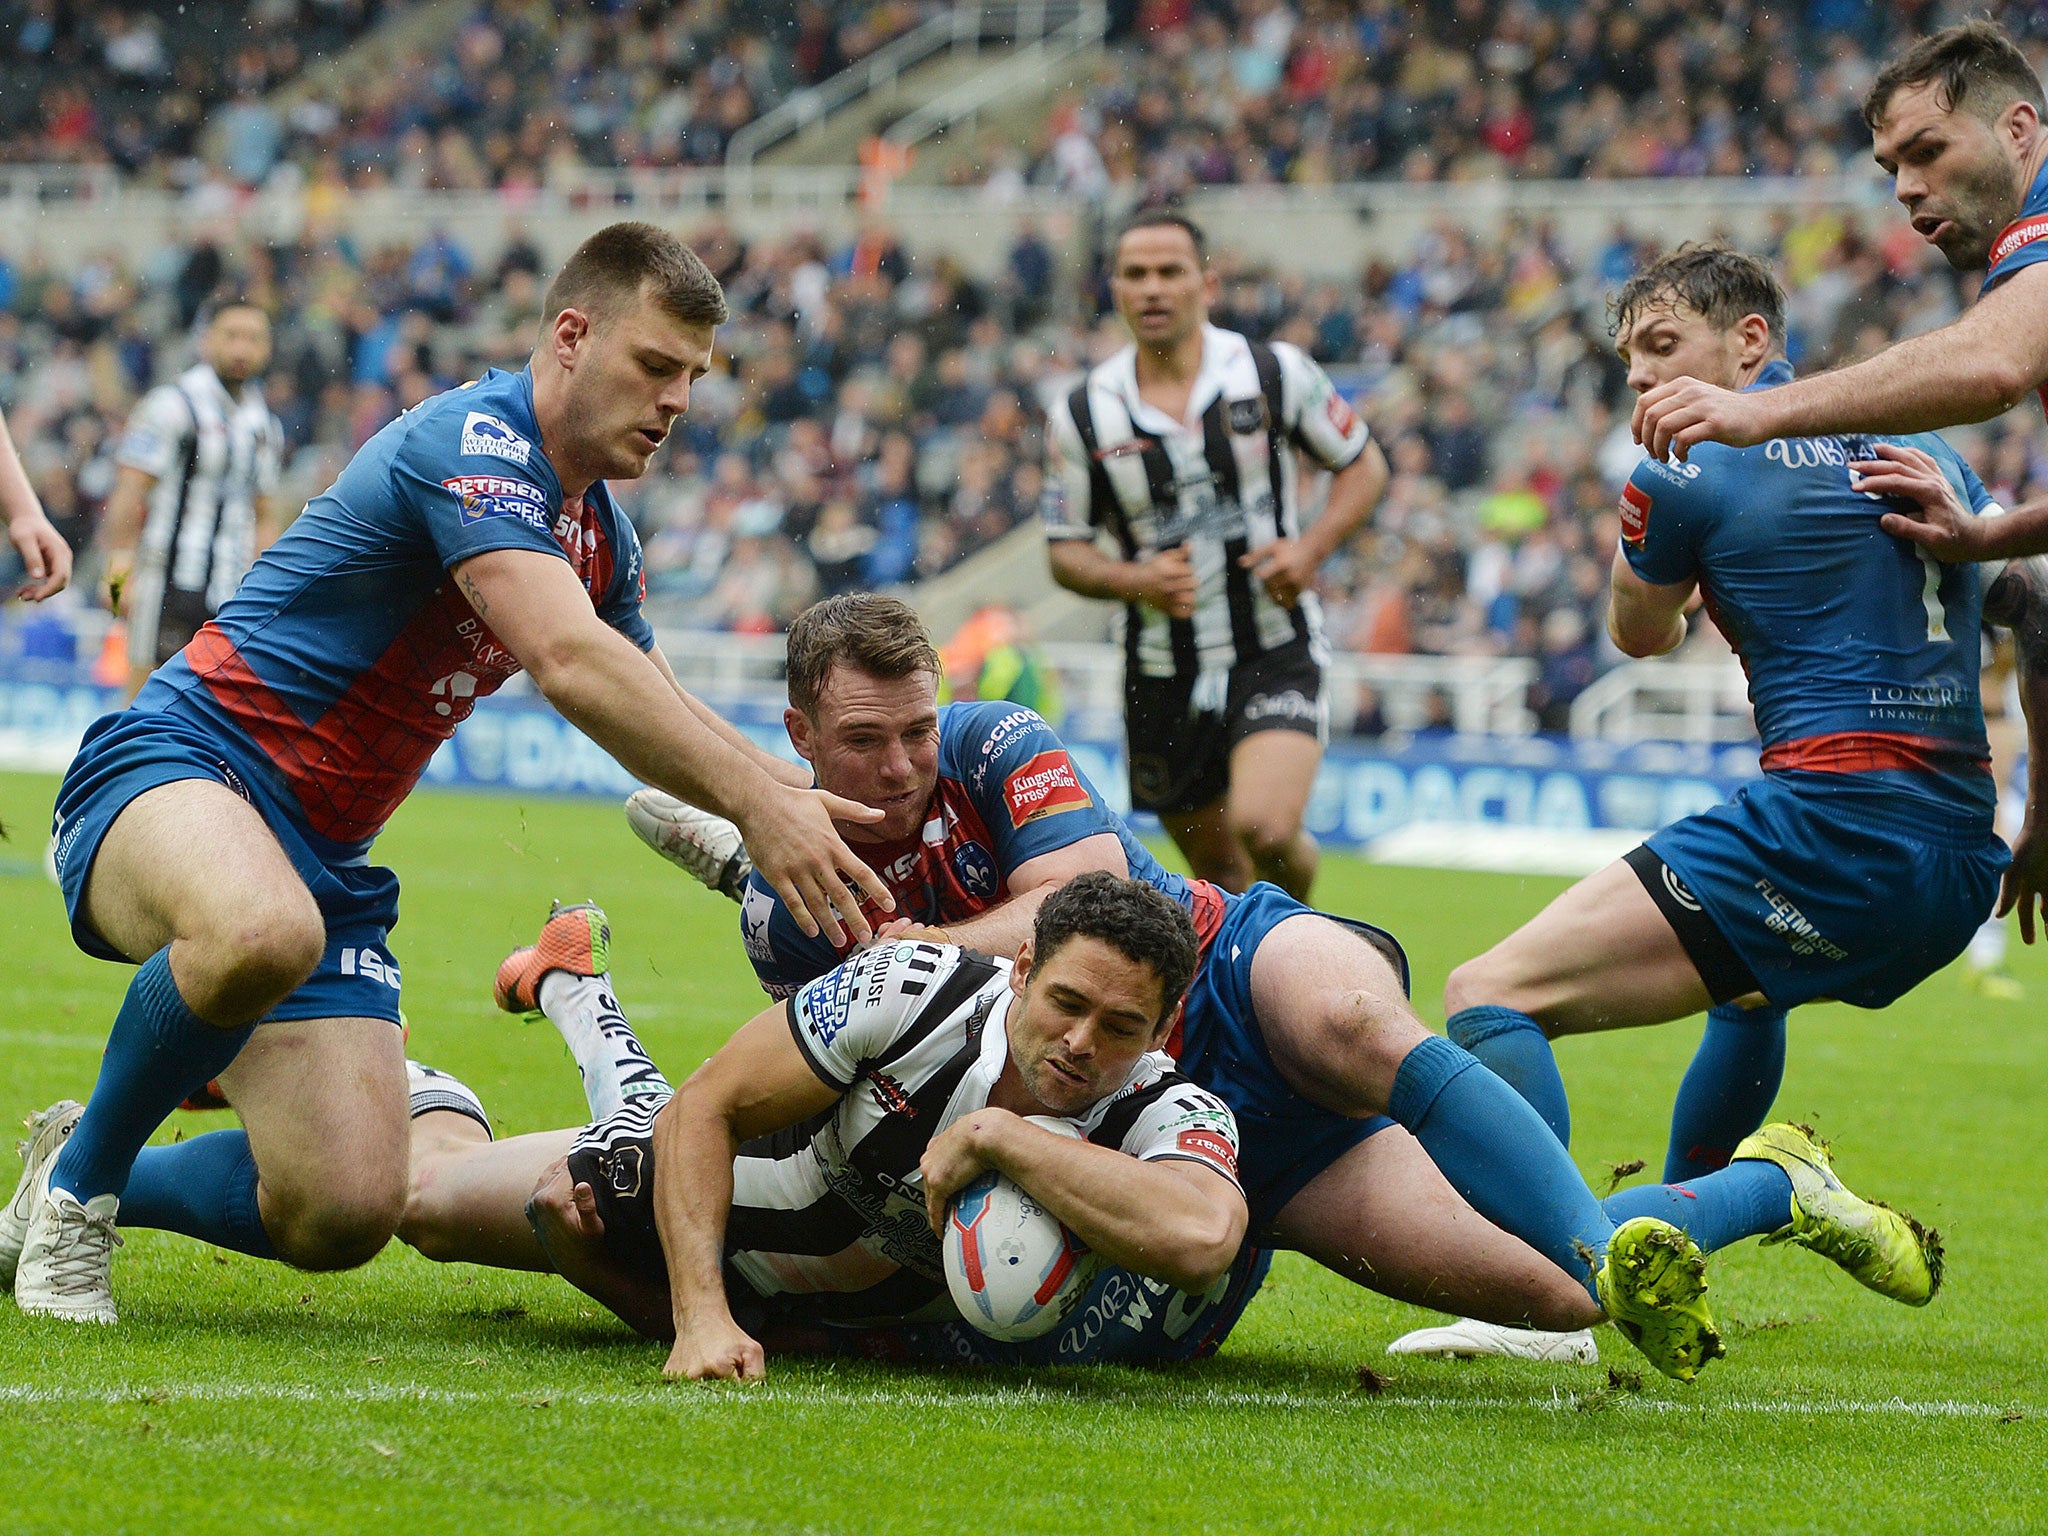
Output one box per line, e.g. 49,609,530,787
456,548,895,944
0,406,70,601
1607,549,1694,657
646,643,811,790
1856,442,2048,563
920,1109,1247,1293
911,835,1132,956
1636,264,2048,461
649,1005,841,1382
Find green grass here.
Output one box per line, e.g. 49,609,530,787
1,769,2042,1534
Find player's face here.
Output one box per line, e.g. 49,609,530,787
1872,82,2027,271
788,664,942,843
203,307,271,388
1110,226,1213,350
1004,935,1170,1118
1615,300,1749,394
558,287,715,482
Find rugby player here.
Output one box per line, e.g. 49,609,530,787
1042,210,1390,900
0,401,71,601
3,224,893,1325
1391,244,1973,1358
397,875,1267,1378
631,596,1929,1379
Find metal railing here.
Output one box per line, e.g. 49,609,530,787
881,2,1107,152
1567,658,1756,743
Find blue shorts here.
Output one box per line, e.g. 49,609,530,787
1176,882,1405,1228
1647,773,2008,1010
51,707,406,1024
820,1244,1272,1367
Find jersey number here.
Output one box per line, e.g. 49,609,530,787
1917,551,1951,643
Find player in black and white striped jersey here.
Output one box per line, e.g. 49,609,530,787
1044,211,1389,900
396,874,1258,1379
96,298,284,694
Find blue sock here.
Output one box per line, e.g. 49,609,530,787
50,949,254,1204
1604,1159,1793,1254
120,1130,276,1259
1446,1004,1571,1145
1388,1035,1613,1296
1664,1004,1787,1181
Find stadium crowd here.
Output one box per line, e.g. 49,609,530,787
8,191,2048,731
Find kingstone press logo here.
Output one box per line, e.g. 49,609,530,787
460,411,532,466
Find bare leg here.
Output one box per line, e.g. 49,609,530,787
401,1120,574,1272
525,1158,675,1339
1225,729,1322,899
1268,1129,1601,1331
1250,912,1430,1116
1161,797,1254,893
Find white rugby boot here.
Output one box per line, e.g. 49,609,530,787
1,1100,82,1290
15,1169,121,1324
1386,1317,1600,1363
624,789,752,900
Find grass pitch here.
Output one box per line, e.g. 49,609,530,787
1,769,2042,1535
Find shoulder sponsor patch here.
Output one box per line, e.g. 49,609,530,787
1004,749,1091,826
1990,213,2048,269
443,474,550,530
460,411,533,465
1618,480,1651,547
1175,1126,1238,1177
1323,389,1359,438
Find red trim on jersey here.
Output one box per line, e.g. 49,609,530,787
1989,212,2048,269
1618,481,1650,547
1164,880,1230,1060
1761,730,1990,777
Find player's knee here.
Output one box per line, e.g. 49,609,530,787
1229,809,1301,865
271,1177,406,1272
192,897,326,1022
1441,956,1493,1017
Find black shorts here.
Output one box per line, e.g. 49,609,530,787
1623,843,1765,1005
1125,642,1326,816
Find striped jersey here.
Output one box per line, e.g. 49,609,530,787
115,362,283,612
573,942,1242,1324
1042,324,1368,679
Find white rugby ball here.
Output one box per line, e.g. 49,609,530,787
942,1115,1099,1341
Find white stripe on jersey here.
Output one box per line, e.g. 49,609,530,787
1041,325,1364,678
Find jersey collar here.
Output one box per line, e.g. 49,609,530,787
1745,358,1795,391
1105,323,1252,433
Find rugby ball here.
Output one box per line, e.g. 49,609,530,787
942,1116,1099,1341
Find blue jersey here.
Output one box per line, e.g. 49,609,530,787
1620,360,1994,816
740,701,1224,997
1983,161,2048,421
131,368,652,850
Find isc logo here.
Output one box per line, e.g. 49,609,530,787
339,948,402,989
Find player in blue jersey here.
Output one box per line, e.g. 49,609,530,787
631,595,1933,1379
1394,244,1981,1359
4,224,894,1325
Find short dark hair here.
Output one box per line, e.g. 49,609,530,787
785,593,943,716
1114,208,1207,265
1610,242,1786,354
541,222,729,335
1030,871,1199,1026
1864,19,2046,131
197,294,268,328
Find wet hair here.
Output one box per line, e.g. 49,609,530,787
1030,871,1199,1026
1610,242,1786,355
540,222,729,335
1864,19,2046,132
785,593,942,717
1114,208,1208,265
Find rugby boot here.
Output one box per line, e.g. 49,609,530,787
495,902,610,1015
1,1100,81,1290
1596,1216,1725,1382
1738,1122,1942,1305
624,789,752,900
1386,1318,1599,1363
14,1165,120,1324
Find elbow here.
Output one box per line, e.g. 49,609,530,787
1979,355,2036,418
1157,1205,1244,1294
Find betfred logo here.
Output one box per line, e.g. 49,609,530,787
1619,480,1652,547
1990,213,2048,269
1004,750,1090,826
1176,1126,1237,1177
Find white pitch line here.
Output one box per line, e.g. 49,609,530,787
0,1027,104,1053
0,1382,2029,1420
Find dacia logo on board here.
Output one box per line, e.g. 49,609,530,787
460,411,532,465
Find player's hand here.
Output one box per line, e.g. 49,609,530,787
738,784,894,947
663,1312,766,1383
920,1108,1013,1234
1135,545,1198,620
6,511,71,602
1240,537,1317,608
1632,376,1776,463
869,918,952,948
1849,443,1986,562
1998,817,2048,943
